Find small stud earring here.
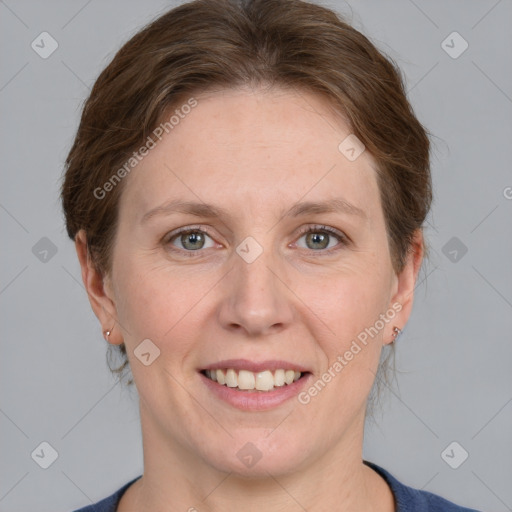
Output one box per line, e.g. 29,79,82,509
103,326,114,341
392,326,401,341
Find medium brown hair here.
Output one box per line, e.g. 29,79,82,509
61,0,432,385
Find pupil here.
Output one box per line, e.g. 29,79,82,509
183,232,203,249
308,232,327,249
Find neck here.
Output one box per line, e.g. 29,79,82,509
119,401,394,512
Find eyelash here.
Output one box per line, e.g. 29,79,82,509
163,224,349,258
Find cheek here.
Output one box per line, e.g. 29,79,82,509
295,276,388,415
297,267,390,343
297,268,390,401
113,258,216,352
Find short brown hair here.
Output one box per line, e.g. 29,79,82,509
61,0,432,385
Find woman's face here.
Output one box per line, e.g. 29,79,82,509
90,87,420,477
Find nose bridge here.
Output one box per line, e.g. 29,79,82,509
219,235,293,336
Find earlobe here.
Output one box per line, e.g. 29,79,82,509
103,326,117,343
386,229,424,344
75,230,122,345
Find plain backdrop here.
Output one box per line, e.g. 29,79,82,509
0,1,511,511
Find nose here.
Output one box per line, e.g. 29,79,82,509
217,243,295,338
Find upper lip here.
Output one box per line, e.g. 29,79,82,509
201,359,311,373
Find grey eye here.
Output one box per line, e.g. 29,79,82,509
296,230,341,251
171,231,215,251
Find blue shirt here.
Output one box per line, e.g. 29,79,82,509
71,460,482,511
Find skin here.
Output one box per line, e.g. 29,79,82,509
76,86,423,511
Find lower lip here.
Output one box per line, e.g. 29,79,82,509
199,372,312,411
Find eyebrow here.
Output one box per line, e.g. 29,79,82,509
140,197,367,224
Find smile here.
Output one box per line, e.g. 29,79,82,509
198,359,313,410
201,368,304,392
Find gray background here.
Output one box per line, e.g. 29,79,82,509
1,0,511,511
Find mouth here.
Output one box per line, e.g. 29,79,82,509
198,359,313,410
200,368,310,392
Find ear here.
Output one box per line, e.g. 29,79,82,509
384,229,424,345
75,229,123,346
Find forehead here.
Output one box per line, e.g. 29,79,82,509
119,87,382,225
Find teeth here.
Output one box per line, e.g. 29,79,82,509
238,370,255,390
285,370,295,385
274,369,285,386
255,370,274,391
204,368,303,391
226,369,237,388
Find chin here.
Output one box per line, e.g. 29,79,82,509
200,432,311,478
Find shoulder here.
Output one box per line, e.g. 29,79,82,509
70,476,142,512
364,460,482,512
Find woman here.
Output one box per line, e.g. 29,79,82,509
62,0,481,510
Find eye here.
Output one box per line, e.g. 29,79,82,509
164,226,216,254
163,224,349,257
294,225,348,253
